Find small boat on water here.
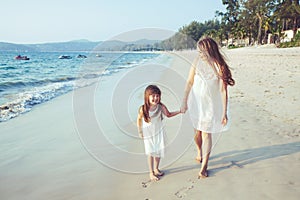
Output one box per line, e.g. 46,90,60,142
58,55,72,59
15,55,30,60
77,54,87,58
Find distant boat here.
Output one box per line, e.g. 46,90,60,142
96,54,102,57
15,55,30,60
58,55,72,59
77,54,87,58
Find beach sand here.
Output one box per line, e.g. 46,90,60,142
0,46,299,200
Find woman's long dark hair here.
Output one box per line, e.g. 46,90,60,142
198,37,235,86
142,85,161,123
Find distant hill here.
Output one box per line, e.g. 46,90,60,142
28,40,100,52
0,40,99,52
0,42,38,52
94,39,162,51
0,39,163,52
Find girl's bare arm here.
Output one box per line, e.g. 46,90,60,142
161,104,181,118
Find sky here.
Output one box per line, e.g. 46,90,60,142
1,0,226,44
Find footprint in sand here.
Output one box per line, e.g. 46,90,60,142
141,180,152,188
174,179,195,198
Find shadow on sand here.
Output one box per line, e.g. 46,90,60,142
165,141,300,176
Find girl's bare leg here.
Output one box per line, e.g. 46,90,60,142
194,130,203,162
148,155,159,181
199,132,212,178
154,157,164,176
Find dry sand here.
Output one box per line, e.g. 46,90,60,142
0,46,299,200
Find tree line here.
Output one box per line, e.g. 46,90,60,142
159,0,300,50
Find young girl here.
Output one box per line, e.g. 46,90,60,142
137,85,181,181
181,37,235,178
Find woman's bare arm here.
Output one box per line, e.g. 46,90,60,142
219,79,228,125
136,106,144,138
181,66,196,113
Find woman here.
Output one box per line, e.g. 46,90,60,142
181,37,235,178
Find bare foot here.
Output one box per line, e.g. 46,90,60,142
198,170,208,179
195,156,202,163
150,172,159,181
154,169,164,176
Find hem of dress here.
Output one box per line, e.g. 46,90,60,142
145,152,164,158
193,126,229,134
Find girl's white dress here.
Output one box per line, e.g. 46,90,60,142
188,58,229,133
142,104,165,157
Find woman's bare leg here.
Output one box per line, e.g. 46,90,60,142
148,156,159,181
199,132,212,178
194,130,203,162
154,157,164,176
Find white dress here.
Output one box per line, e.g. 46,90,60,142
142,104,165,157
188,58,229,133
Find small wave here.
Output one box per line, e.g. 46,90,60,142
50,77,77,83
0,82,74,122
0,66,16,70
0,77,77,90
82,73,101,79
0,81,27,90
18,59,33,63
102,68,120,75
101,70,112,76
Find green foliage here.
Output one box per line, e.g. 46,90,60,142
161,20,221,50
158,0,300,50
227,44,238,49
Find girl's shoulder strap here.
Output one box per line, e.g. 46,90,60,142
158,103,164,120
157,103,166,113
157,103,162,109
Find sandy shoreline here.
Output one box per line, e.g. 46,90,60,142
0,47,299,199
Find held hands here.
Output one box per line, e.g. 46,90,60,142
181,100,227,126
180,101,188,113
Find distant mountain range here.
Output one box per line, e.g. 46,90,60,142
0,39,163,52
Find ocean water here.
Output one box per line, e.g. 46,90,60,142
0,51,169,122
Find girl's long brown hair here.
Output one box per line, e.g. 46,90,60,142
198,37,235,86
142,85,161,123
